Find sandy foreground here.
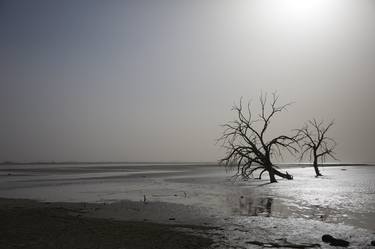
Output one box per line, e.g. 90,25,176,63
1,164,375,248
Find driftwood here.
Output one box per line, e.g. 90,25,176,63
246,240,321,248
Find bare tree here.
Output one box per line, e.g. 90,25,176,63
218,92,298,183
296,119,337,176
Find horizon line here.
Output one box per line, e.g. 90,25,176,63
0,160,373,166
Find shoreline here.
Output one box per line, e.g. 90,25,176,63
1,161,373,167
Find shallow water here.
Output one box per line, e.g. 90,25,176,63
0,163,374,232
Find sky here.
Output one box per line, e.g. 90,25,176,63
0,0,374,163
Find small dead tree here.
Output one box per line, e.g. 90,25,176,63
218,93,298,183
296,119,337,176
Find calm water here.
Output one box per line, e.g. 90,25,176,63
0,163,374,231
226,166,375,231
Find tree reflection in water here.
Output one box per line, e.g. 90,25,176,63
239,196,274,217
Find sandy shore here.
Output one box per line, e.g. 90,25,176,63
0,198,215,249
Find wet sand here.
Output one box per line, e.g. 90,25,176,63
0,198,214,249
1,197,374,249
1,163,375,248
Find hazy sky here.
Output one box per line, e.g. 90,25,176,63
1,0,374,163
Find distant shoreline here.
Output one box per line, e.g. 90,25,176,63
0,161,218,166
277,163,374,168
0,161,373,167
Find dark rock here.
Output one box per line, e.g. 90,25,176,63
322,234,349,247
371,240,375,246
322,234,333,242
168,218,175,221
330,239,349,247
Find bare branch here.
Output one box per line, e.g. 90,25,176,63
218,92,297,183
296,119,337,176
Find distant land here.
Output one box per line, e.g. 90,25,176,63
0,161,218,165
0,161,373,167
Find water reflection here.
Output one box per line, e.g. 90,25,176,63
238,196,274,217
230,193,353,228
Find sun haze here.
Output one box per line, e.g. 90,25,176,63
0,0,374,163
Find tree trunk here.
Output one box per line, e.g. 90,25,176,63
264,162,277,183
313,157,322,177
265,163,293,183
273,168,293,180
268,170,277,183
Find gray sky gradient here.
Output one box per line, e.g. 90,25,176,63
1,0,374,163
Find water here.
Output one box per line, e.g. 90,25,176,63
0,163,374,231
224,166,375,230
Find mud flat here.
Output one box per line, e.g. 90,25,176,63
0,198,214,249
0,163,375,248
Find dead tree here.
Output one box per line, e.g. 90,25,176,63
218,92,298,183
296,119,337,176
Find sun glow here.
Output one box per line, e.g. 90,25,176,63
232,0,345,31
268,0,336,22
